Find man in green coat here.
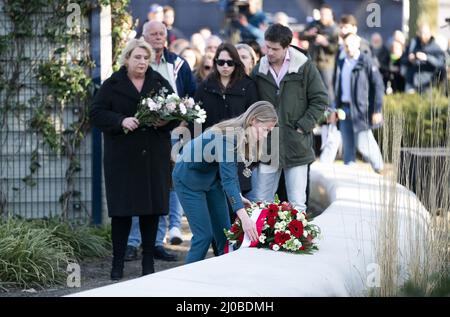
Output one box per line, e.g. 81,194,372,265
247,23,328,211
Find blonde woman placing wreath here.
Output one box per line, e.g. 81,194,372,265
172,101,278,263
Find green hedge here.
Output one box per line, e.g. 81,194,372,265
382,91,449,147
0,218,111,289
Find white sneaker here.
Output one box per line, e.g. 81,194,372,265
169,227,183,245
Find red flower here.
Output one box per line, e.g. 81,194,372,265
291,210,298,217
267,216,277,228
281,202,292,211
238,234,244,243
268,204,279,212
230,224,240,233
274,232,291,245
288,220,304,238
299,246,305,251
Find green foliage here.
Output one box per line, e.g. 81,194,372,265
100,0,134,70
3,0,48,37
399,271,450,297
29,219,111,259
0,218,111,289
0,218,74,288
383,91,448,147
37,58,92,103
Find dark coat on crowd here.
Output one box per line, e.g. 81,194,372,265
193,76,259,192
333,38,375,97
335,52,385,133
403,36,446,92
301,20,340,71
90,66,177,217
194,76,259,131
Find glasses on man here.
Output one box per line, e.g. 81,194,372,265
215,59,235,67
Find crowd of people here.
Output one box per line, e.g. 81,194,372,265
89,2,448,280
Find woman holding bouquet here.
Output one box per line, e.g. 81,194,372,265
173,101,278,263
90,38,176,280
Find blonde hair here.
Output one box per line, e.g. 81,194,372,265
119,38,153,66
210,101,278,161
236,43,257,67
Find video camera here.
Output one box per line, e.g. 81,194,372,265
225,0,250,18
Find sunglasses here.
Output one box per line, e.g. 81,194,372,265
215,59,236,67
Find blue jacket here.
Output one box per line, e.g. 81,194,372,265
335,52,385,133
163,48,197,98
172,131,244,212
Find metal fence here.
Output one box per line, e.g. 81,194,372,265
0,5,93,223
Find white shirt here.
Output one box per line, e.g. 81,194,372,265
269,50,290,87
340,51,360,103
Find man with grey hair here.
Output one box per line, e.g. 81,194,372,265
125,20,196,262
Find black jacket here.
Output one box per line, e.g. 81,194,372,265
335,53,385,133
193,76,259,191
403,36,446,92
194,76,259,131
90,66,176,217
301,20,339,70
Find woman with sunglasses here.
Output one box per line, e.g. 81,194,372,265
194,43,259,135
193,43,259,195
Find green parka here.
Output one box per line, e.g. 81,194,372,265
251,46,328,168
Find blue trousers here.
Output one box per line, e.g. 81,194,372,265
173,177,231,264
339,105,384,172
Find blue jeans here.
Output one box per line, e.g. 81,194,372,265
173,177,230,264
127,189,184,248
339,106,384,172
246,163,309,211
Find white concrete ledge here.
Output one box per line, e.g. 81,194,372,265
70,162,428,297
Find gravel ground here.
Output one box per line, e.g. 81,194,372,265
0,216,206,297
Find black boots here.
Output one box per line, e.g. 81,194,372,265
110,257,124,280
142,254,154,276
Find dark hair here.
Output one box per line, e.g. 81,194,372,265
340,14,358,27
264,23,293,48
208,43,246,89
244,40,262,62
163,5,174,13
320,4,333,11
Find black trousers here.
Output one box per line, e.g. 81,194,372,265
111,215,159,271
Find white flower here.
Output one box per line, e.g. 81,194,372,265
297,213,305,221
337,108,346,120
167,93,179,102
165,102,177,112
147,99,160,111
272,244,280,251
303,230,308,238
195,105,201,111
179,103,187,115
157,96,165,104
185,97,195,109
258,234,266,243
302,220,308,226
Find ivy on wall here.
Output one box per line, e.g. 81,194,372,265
0,0,131,218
